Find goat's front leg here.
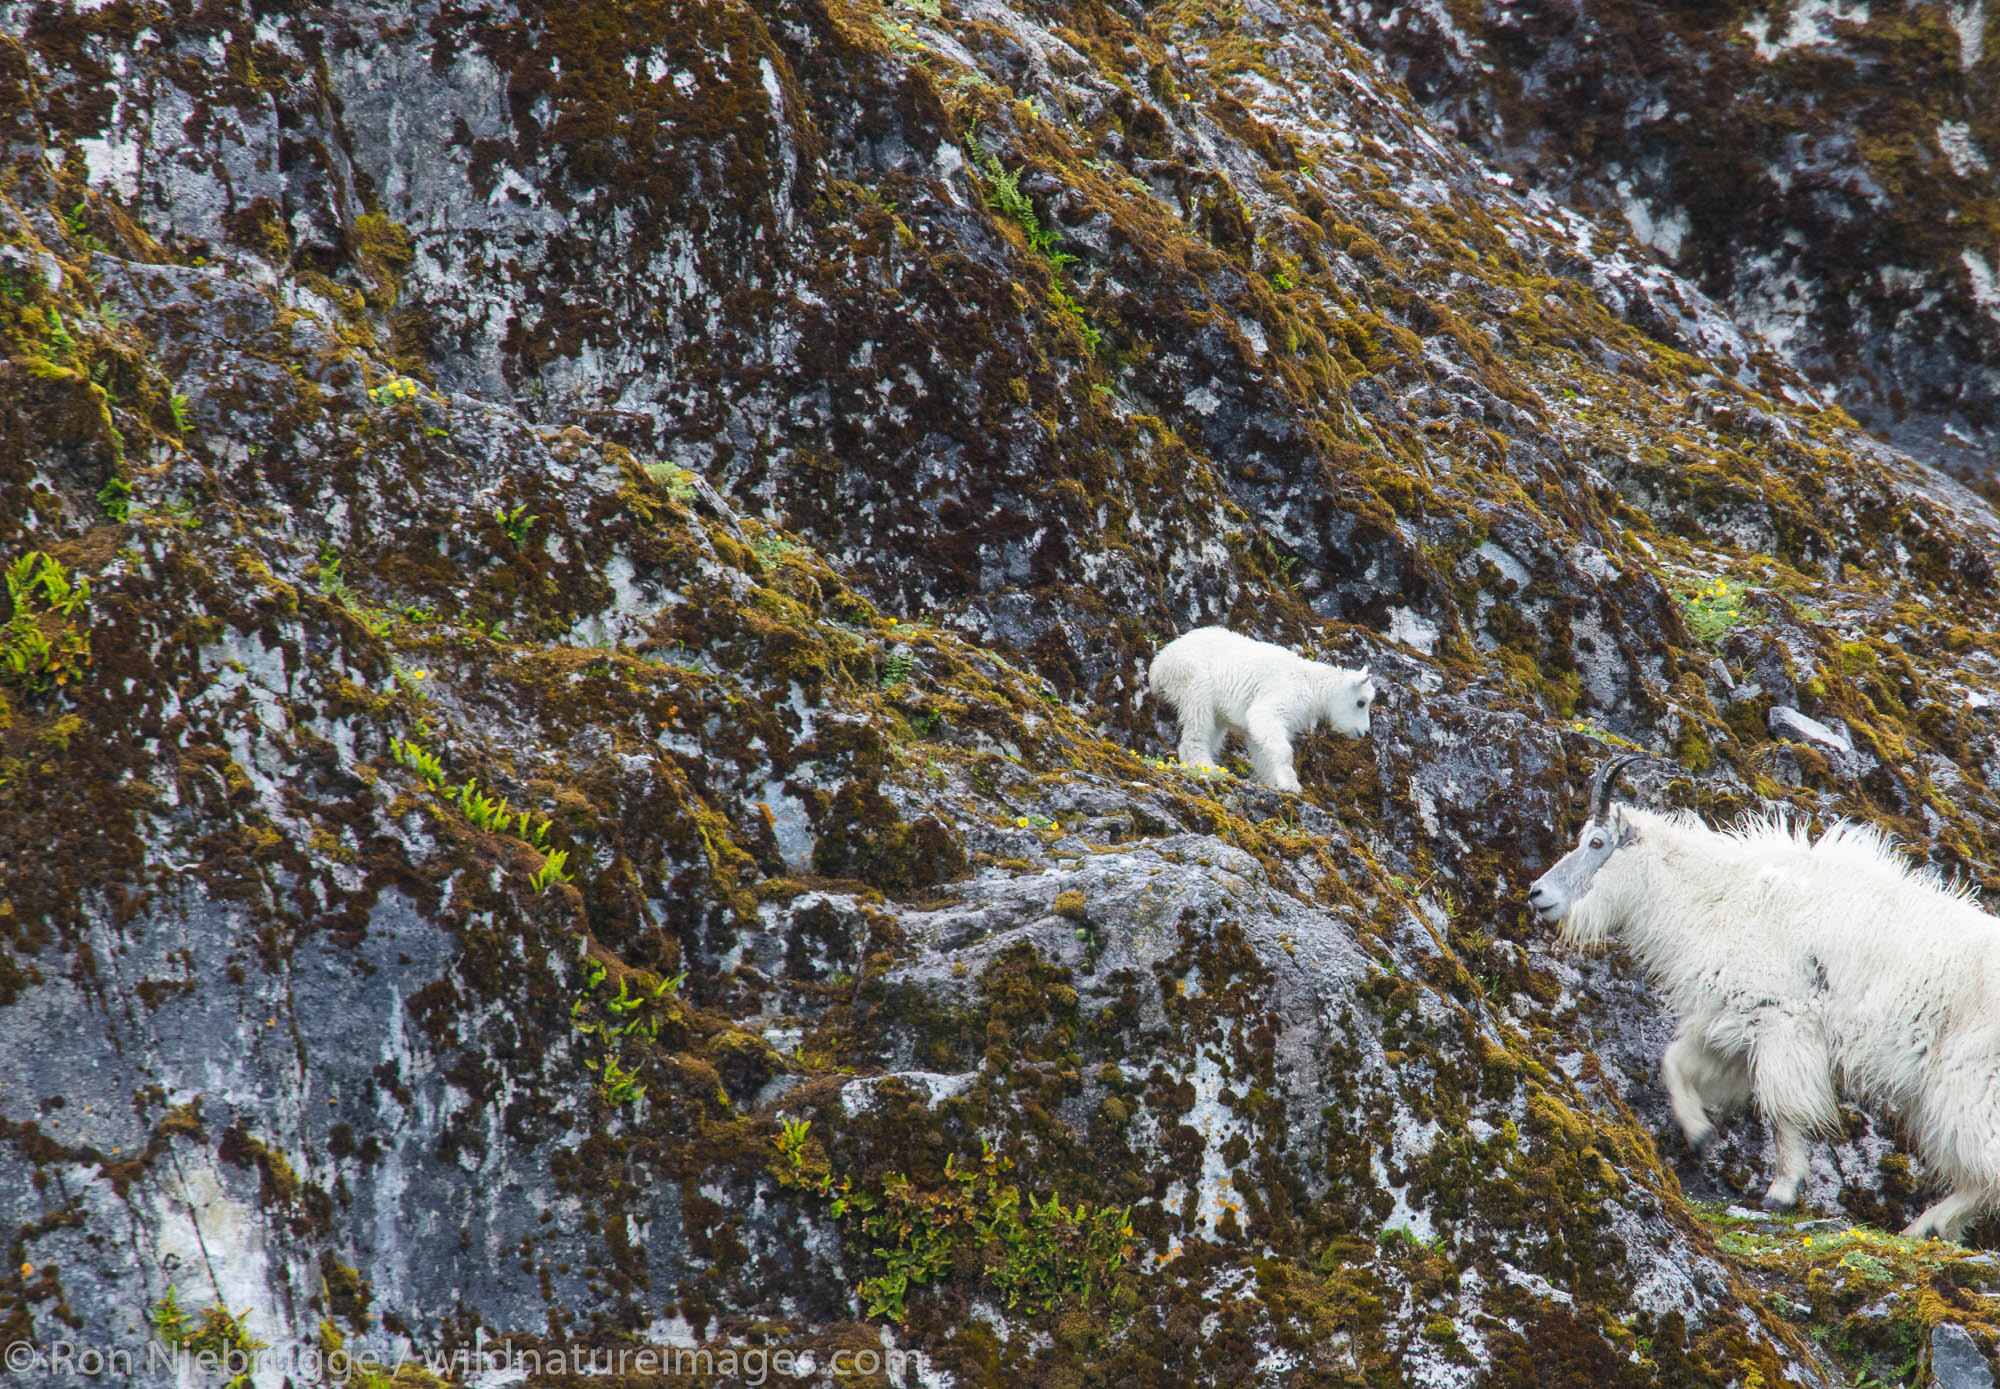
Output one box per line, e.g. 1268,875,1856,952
1761,1120,1811,1211
1243,705,1301,792
1661,1025,1748,1154
1176,706,1223,771
1747,1011,1837,1211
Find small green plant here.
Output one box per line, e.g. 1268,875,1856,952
1379,1224,1447,1255
750,533,804,564
880,651,915,686
529,847,572,891
877,11,927,50
1270,268,1294,291
775,1116,814,1169
1713,1227,1777,1256
315,545,351,606
1568,717,1643,750
149,1288,265,1388
494,504,536,546
370,375,420,405
854,1171,963,1320
62,201,106,252
1260,537,1300,588
516,809,551,847
779,1135,1137,1323
2,551,92,691
643,461,701,504
46,307,76,358
96,476,132,522
970,140,1069,263
1046,283,1101,354
570,961,682,1106
1178,760,1234,781
454,778,511,831
1679,576,1749,645
590,1052,647,1105
170,393,193,434
389,736,446,788
983,1185,1136,1314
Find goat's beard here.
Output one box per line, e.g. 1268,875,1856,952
1555,894,1613,950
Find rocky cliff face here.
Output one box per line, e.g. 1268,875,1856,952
1322,0,2000,474
3,0,2000,1384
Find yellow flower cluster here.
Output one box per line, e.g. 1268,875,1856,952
1680,576,1749,644
371,375,420,403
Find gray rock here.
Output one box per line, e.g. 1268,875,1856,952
1768,705,1853,755
1932,1323,1995,1389
1768,705,1880,781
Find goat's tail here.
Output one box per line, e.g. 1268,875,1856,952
1147,639,1192,711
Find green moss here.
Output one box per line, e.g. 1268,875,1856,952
218,1127,301,1206
318,1251,371,1328
812,778,968,894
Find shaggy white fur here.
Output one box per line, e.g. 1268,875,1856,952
1532,798,2000,1241
1147,626,1374,792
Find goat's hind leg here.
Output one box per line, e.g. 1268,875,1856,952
1662,1025,1749,1154
1903,1189,1989,1243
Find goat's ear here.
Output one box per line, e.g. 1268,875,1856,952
1612,810,1639,847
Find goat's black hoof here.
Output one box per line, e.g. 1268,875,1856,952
1687,1130,1714,1156
1760,1191,1798,1213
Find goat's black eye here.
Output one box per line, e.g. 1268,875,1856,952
1590,836,1604,849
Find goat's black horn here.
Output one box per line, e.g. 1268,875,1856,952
1589,754,1642,820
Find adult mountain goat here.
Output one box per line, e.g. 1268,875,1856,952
1529,755,2000,1241
1148,626,1375,792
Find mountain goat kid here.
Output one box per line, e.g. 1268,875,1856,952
1148,626,1375,792
1530,754,2000,1241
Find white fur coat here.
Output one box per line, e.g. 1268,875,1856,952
1147,626,1374,792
